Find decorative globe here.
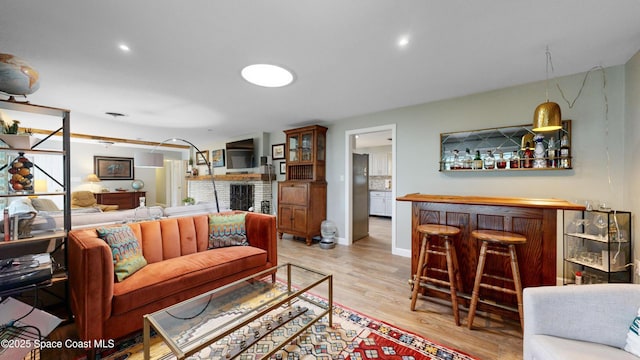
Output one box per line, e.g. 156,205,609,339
0,53,40,96
131,179,144,191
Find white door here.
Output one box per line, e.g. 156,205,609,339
165,159,186,207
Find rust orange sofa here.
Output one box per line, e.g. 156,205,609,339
67,212,277,343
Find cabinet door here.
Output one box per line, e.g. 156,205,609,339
384,192,392,217
301,131,314,162
369,192,386,216
279,183,308,206
370,152,390,176
288,134,299,162
278,205,308,233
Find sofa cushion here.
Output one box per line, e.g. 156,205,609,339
97,225,148,282
110,245,267,315
208,212,248,248
529,334,636,360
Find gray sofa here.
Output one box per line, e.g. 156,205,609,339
5,200,224,234
523,283,640,360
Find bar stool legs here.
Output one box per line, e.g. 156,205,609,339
410,224,462,326
467,229,527,330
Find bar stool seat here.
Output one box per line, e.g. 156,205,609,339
467,229,527,330
410,224,463,325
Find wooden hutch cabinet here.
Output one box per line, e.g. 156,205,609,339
278,125,327,245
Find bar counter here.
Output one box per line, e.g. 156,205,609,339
397,194,584,314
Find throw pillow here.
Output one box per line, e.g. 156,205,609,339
30,198,60,212
96,225,147,282
208,213,249,249
624,307,640,357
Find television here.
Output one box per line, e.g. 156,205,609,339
225,138,255,169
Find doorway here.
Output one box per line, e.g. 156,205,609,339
344,124,396,251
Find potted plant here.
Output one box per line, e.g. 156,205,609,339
182,197,195,206
0,111,37,148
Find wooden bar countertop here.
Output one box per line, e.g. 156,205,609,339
397,193,585,210
397,193,584,319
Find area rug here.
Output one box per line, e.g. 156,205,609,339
80,282,477,360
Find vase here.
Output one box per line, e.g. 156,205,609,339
533,137,547,168
8,152,34,194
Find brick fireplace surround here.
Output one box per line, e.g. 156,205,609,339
187,173,276,214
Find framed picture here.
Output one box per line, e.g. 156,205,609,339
211,149,225,167
272,143,285,160
280,161,286,175
94,156,134,180
196,150,209,165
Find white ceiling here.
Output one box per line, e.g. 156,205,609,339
2,1,640,146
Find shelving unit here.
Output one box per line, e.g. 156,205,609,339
563,209,632,285
0,99,70,315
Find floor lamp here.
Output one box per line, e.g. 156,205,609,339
134,138,220,212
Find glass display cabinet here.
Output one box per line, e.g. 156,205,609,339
563,209,632,285
440,120,572,172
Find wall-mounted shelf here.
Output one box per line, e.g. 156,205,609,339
440,120,572,172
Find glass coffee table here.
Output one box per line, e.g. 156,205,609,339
143,263,332,359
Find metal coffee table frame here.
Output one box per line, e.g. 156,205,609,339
143,263,332,359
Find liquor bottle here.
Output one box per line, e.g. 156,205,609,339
452,149,462,170
484,150,495,170
522,142,533,168
560,135,570,168
510,151,520,169
496,152,507,169
473,150,483,170
463,148,473,169
547,137,557,168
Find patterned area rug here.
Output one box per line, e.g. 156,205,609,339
83,282,477,360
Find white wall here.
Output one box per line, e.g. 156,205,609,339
624,50,640,271
313,65,626,252
68,142,181,206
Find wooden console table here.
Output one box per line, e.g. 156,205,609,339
95,191,146,210
397,194,584,316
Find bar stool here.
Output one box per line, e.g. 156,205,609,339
410,224,463,325
467,229,527,330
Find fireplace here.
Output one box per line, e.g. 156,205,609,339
230,184,254,211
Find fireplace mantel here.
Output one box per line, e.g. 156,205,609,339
186,173,275,182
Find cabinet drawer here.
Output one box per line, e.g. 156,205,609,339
278,182,308,206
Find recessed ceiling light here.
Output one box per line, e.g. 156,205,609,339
118,43,131,52
398,36,410,48
241,64,294,88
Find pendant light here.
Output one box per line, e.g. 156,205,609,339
532,47,562,132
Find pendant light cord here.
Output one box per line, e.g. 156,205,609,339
547,48,612,198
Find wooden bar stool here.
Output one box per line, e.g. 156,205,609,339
467,229,527,330
410,224,463,326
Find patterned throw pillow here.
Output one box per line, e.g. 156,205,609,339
208,213,249,249
97,225,147,282
625,307,640,356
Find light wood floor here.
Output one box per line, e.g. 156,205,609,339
44,216,523,359
279,216,523,360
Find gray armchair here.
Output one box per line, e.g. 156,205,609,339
523,283,640,360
